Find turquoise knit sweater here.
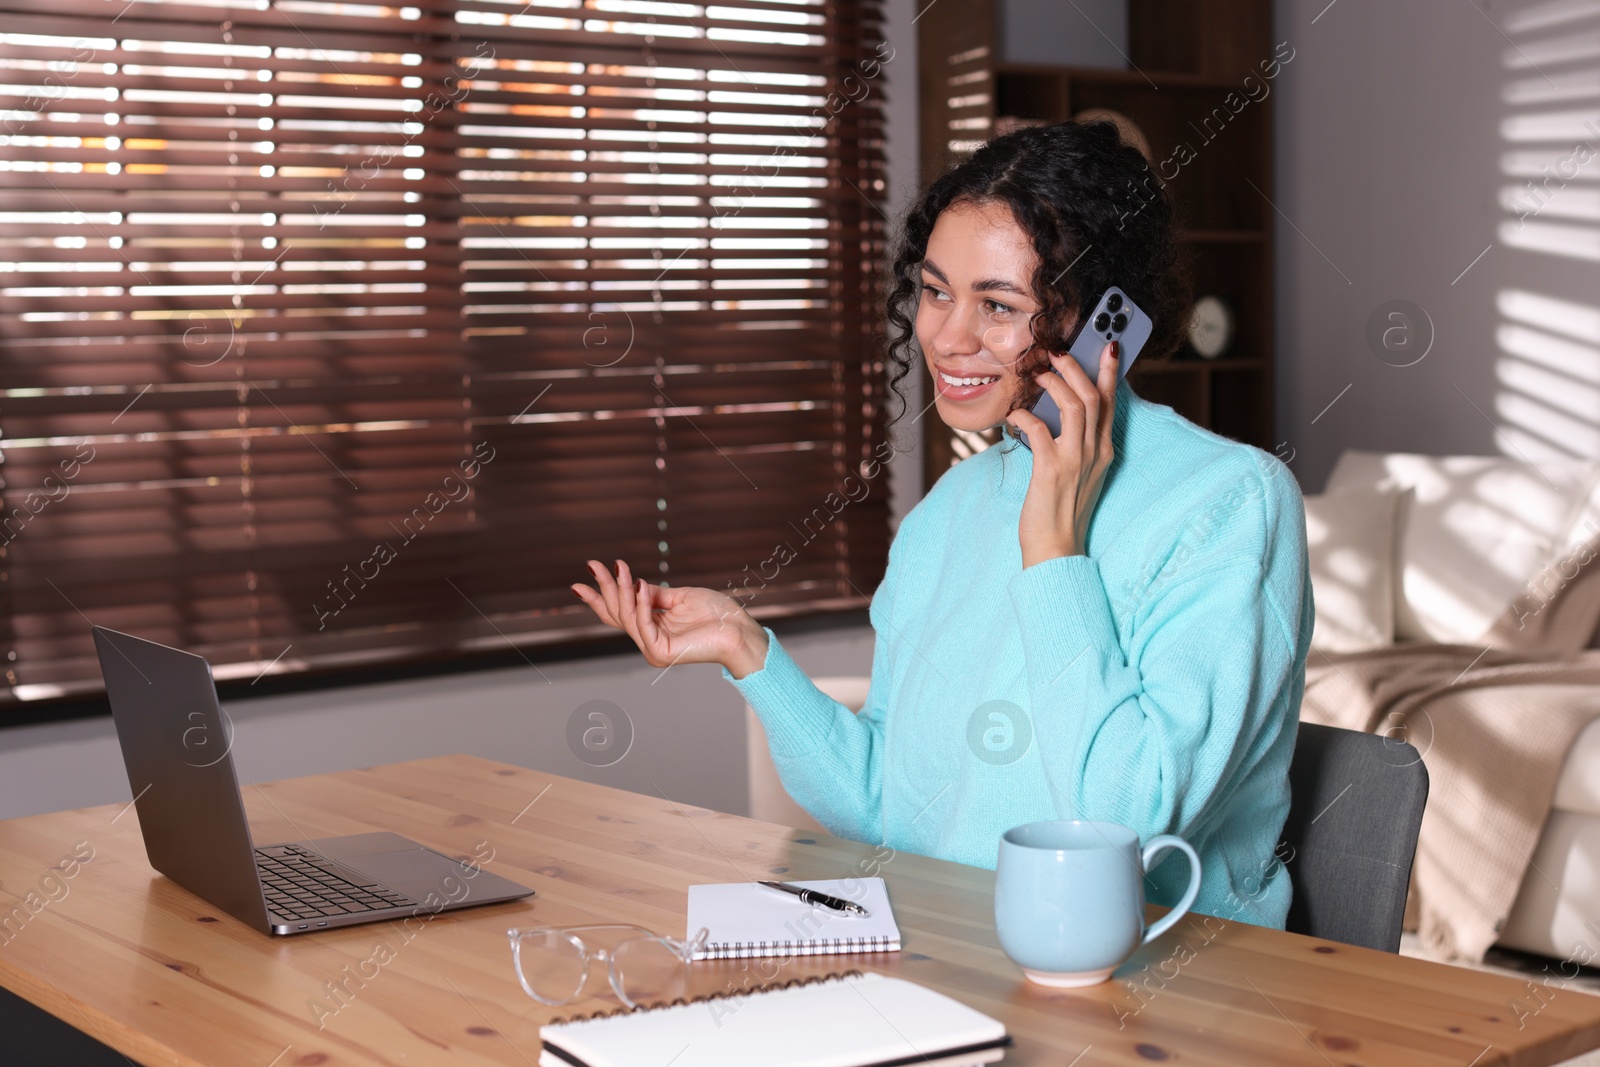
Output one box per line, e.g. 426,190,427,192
723,382,1312,928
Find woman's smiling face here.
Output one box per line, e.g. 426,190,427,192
916,199,1055,433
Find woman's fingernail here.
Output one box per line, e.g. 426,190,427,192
571,586,584,599
1110,341,1120,360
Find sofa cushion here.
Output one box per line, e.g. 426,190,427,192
1555,468,1600,558
1553,711,1600,819
1498,807,1600,958
1304,486,1400,652
1325,451,1599,644
1483,525,1600,653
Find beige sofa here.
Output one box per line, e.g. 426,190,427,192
745,676,865,832
1308,449,1600,960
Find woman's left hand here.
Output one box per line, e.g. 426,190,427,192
1005,341,1119,567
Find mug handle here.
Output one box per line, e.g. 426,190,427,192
1138,834,1202,946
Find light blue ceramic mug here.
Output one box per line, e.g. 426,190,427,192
995,820,1202,987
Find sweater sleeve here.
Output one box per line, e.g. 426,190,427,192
720,559,901,844
1004,468,1306,841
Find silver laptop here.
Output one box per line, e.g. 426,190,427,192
92,626,534,935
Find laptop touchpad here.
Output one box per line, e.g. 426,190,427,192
347,848,479,903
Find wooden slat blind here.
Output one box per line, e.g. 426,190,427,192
0,0,890,702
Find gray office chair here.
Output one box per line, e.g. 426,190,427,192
1281,722,1429,953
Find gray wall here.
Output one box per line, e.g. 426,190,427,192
1273,0,1600,491
0,625,877,822
0,0,923,823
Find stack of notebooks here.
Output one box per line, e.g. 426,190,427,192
538,971,1010,1067
537,878,1010,1066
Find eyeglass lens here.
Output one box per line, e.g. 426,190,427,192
514,929,589,1005
609,936,692,1006
513,928,693,1008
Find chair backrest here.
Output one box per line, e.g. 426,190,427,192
1281,722,1428,952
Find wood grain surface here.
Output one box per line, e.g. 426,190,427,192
0,754,1596,1066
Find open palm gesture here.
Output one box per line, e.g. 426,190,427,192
572,559,769,677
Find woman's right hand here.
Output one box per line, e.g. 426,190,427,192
571,560,770,678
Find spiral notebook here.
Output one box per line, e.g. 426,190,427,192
685,877,901,960
539,971,1010,1067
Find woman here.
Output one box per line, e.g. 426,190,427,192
573,121,1311,928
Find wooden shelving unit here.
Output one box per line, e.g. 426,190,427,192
917,0,1277,481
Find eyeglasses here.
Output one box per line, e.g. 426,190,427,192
508,923,709,1010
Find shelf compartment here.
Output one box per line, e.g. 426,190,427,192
1210,367,1270,448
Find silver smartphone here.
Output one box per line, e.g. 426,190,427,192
1016,286,1152,450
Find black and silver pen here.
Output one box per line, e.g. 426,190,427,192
758,880,870,916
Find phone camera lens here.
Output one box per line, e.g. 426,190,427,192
1093,312,1112,332
1111,313,1128,333
1106,293,1123,312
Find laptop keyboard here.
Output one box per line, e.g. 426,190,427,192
255,844,416,921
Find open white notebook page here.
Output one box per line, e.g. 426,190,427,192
538,972,1008,1067
685,878,901,959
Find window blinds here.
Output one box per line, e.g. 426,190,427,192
0,0,891,702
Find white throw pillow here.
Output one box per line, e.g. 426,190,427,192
1324,451,1598,644
1553,466,1600,558
1304,486,1400,653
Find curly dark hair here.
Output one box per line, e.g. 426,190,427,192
883,120,1192,427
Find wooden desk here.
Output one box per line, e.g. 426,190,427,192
1,754,1597,1066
